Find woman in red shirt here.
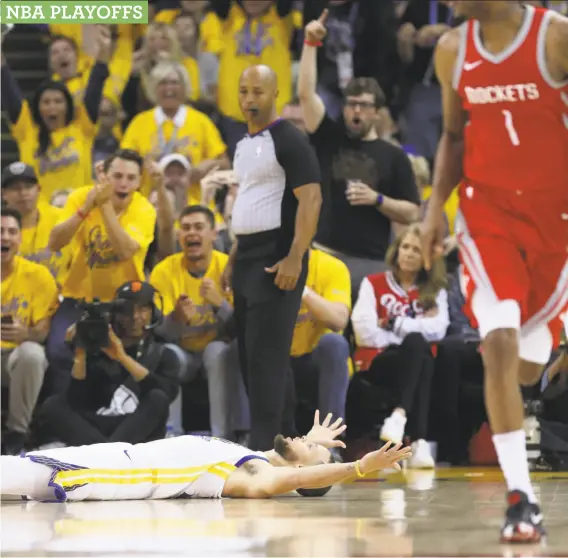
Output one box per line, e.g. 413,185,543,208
352,224,448,468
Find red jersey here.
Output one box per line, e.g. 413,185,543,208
351,272,449,370
453,5,568,196
368,271,423,321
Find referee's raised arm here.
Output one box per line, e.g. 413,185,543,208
228,65,323,451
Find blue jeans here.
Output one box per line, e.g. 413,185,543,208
167,340,249,439
291,333,350,419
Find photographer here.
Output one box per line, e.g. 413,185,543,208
33,281,181,447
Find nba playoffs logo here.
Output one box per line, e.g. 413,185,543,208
0,1,148,24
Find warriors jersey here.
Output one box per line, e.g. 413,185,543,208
453,5,568,196
24,436,268,502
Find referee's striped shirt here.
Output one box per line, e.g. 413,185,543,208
231,119,321,252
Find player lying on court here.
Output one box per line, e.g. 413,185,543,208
0,412,411,502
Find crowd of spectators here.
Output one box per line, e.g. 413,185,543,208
1,0,567,467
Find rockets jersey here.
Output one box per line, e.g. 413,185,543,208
453,5,568,196
25,435,268,502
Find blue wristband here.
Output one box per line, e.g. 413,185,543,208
376,193,384,206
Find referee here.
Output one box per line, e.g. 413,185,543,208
224,65,322,451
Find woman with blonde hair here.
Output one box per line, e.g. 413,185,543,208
122,60,229,199
124,23,187,119
351,224,449,469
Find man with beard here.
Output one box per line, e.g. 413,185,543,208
1,411,411,501
298,10,421,300
151,206,246,441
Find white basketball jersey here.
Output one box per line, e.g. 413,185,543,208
25,436,268,502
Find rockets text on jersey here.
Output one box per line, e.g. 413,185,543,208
453,5,568,196
463,82,539,105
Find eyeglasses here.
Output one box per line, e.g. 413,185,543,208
344,100,376,110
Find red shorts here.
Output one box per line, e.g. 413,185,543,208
456,183,568,353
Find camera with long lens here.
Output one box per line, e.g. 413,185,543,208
75,298,127,353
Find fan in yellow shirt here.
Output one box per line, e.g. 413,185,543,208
153,1,223,54
206,2,301,123
49,25,133,103
49,31,130,144
150,206,232,354
1,208,60,451
49,150,156,303
3,29,112,202
1,163,73,286
1,210,60,352
150,204,245,439
290,249,352,420
121,60,229,199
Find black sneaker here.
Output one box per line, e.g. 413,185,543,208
2,430,26,455
501,490,546,543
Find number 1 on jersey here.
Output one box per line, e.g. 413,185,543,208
502,110,520,146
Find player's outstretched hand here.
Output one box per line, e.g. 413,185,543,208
305,410,347,449
359,442,412,474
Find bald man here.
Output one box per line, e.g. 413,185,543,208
223,65,323,450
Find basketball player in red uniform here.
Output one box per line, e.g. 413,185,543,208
422,1,568,543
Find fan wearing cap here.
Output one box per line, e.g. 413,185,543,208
1,208,60,455
46,149,156,392
1,162,72,285
147,154,193,262
149,154,229,256
121,60,230,198
32,280,182,448
150,205,245,440
1,27,111,202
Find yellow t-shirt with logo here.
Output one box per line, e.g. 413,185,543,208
121,105,227,198
60,187,156,302
20,202,73,286
1,256,60,349
51,23,133,110
205,4,299,122
149,251,230,352
63,67,126,143
291,250,352,357
10,103,96,202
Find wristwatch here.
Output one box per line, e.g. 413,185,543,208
376,193,384,206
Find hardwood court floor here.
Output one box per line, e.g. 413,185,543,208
2,468,568,557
